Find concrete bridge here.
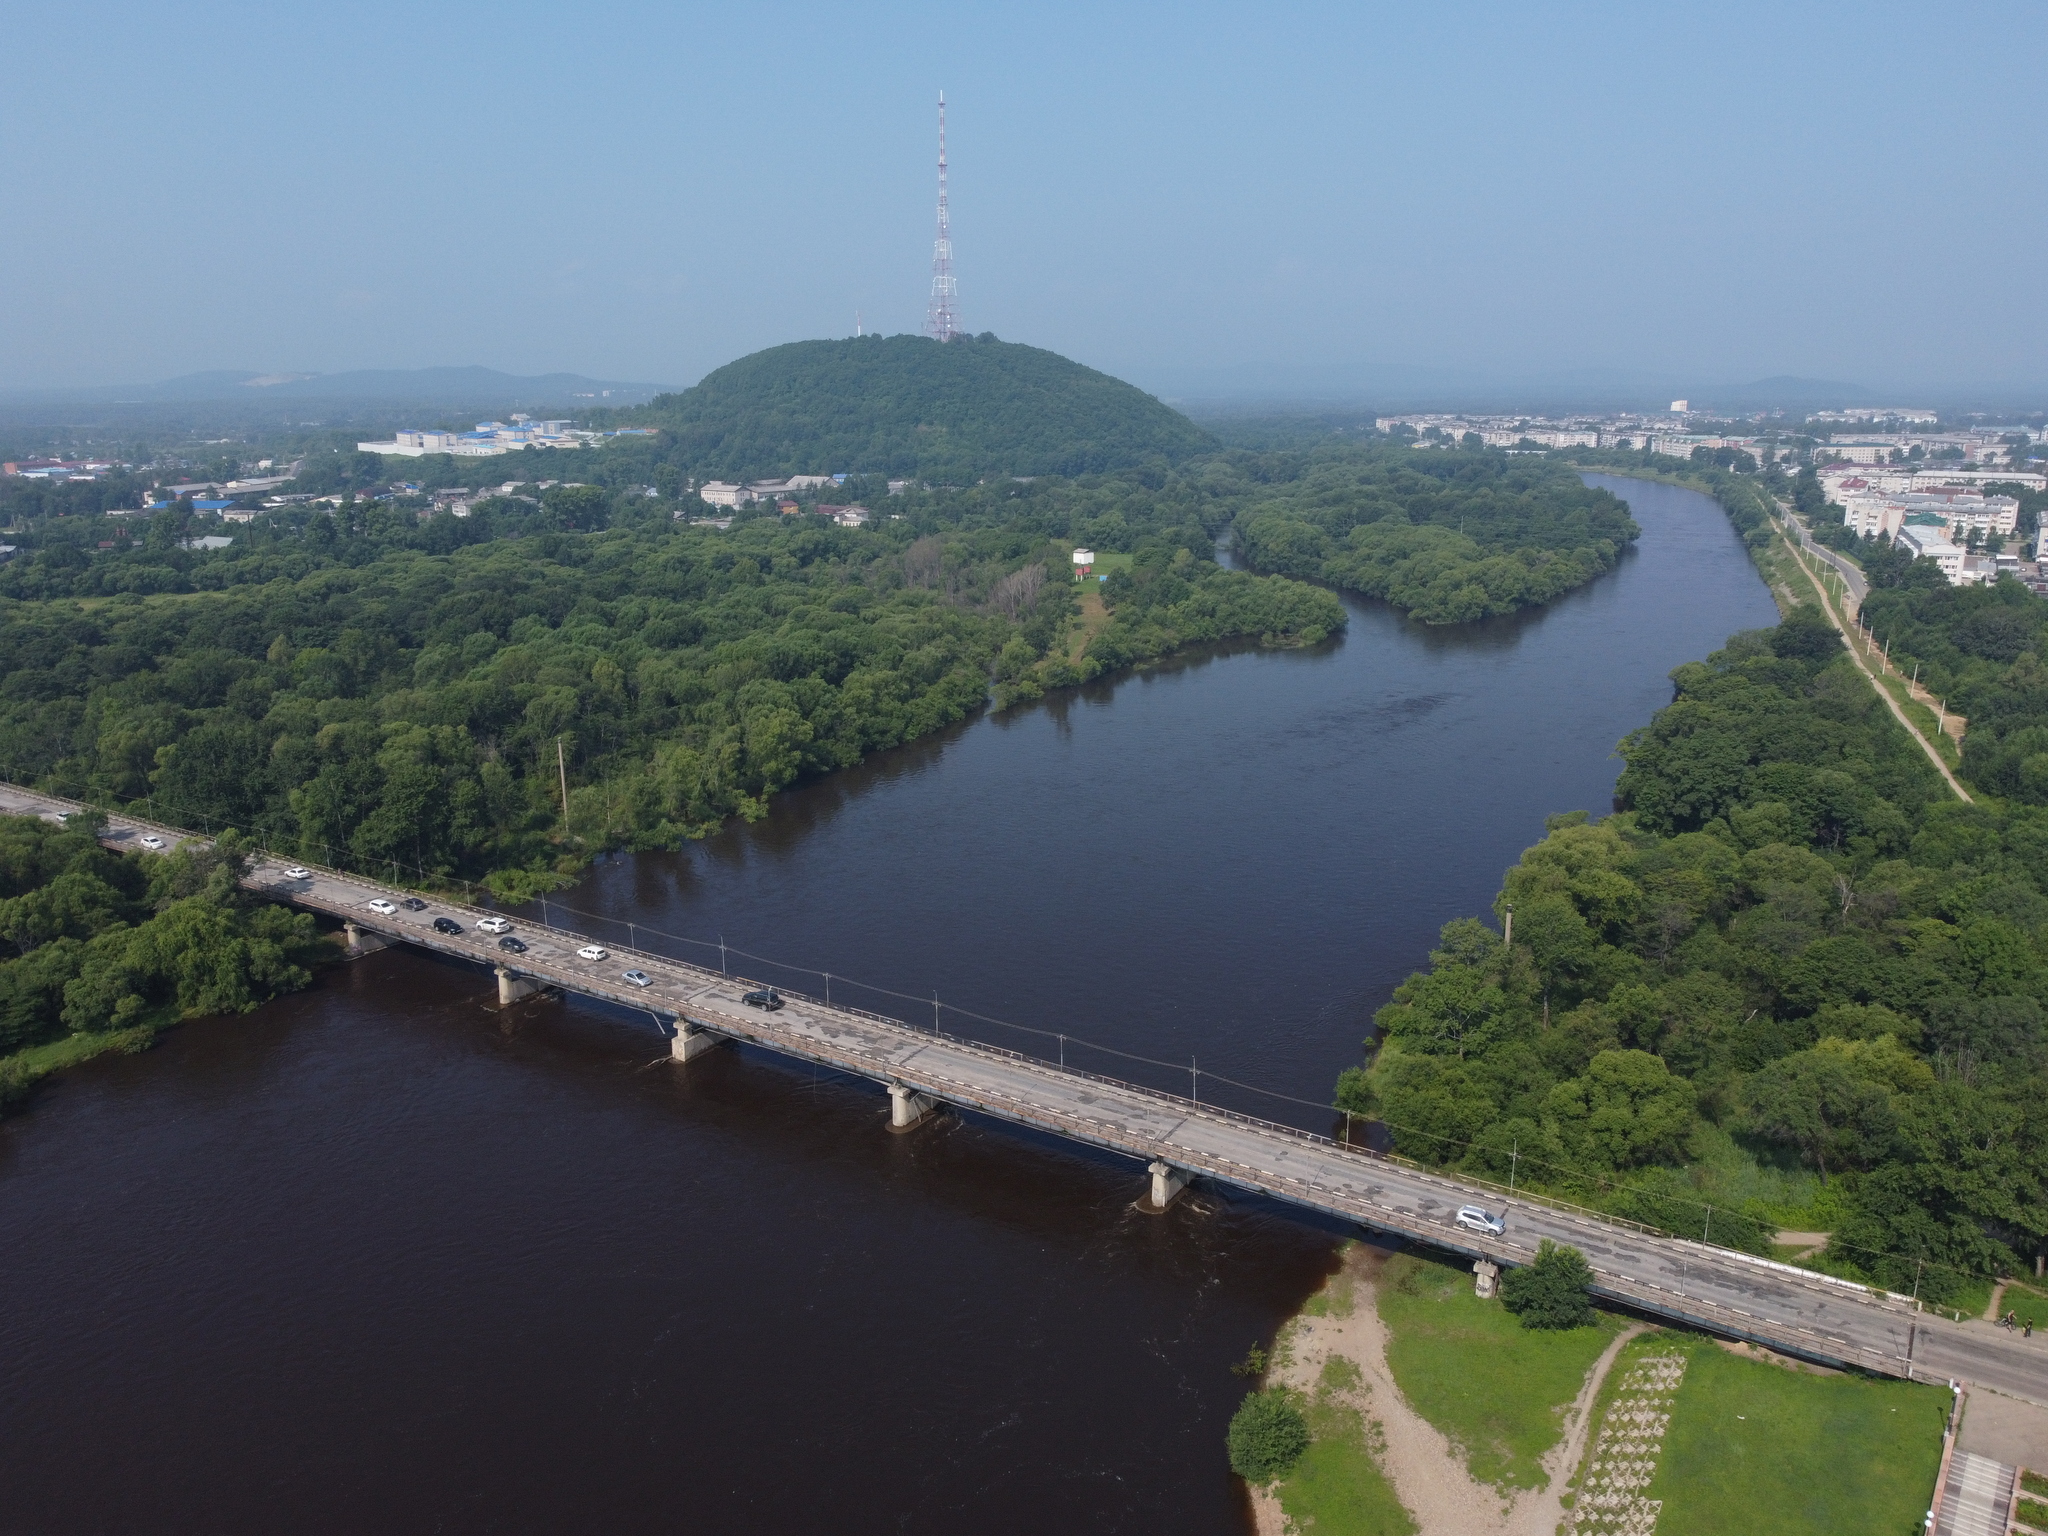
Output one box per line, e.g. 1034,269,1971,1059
6,782,2045,1406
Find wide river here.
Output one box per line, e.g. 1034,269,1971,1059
0,476,1775,1533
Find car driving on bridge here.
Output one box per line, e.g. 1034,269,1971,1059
1455,1205,1506,1237
283,867,311,880
432,917,462,935
622,970,651,988
497,936,527,954
401,898,427,912
476,916,510,934
365,898,397,916
741,988,784,1011
139,834,165,850
576,945,608,961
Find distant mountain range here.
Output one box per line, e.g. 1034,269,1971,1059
0,367,671,408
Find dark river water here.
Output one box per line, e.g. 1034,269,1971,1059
0,476,1774,1534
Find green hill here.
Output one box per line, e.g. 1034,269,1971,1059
626,334,1213,483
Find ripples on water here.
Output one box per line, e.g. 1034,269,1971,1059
0,476,1775,1533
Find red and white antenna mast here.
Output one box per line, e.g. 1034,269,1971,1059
924,91,960,341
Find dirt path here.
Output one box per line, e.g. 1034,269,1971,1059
1252,1251,1635,1536
1774,515,1973,802
1516,1323,1649,1536
1774,1230,1830,1262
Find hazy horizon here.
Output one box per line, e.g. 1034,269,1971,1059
6,1,2043,404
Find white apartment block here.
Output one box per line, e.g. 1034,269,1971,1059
359,419,580,458
1896,524,1968,582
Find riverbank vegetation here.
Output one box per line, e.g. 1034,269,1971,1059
1335,601,2048,1299
0,812,321,1116
1376,1250,1618,1491
1233,449,1640,623
0,482,1338,897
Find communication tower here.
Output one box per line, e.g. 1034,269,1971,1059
924,91,960,342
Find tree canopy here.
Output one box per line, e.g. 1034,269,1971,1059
0,814,320,1090
617,334,1216,484
0,471,1339,900
1338,608,2048,1300
1233,447,1639,623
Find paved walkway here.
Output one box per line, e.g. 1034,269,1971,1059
1934,1450,2016,1536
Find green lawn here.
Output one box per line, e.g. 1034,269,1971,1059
1072,549,1133,581
1275,1356,1417,1536
1646,1337,1947,1536
1375,1250,1621,1490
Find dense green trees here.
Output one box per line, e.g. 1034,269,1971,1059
0,477,1338,897
1499,1241,1598,1330
0,814,320,1069
1234,448,1638,622
1337,610,2048,1299
619,334,1216,483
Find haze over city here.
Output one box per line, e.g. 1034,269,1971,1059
5,0,2043,403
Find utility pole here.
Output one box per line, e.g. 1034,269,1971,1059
557,736,571,831
1502,902,1513,950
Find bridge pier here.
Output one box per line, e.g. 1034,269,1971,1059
494,966,542,1006
887,1082,939,1133
1473,1259,1500,1299
671,1023,724,1064
342,921,388,957
1138,1160,1190,1214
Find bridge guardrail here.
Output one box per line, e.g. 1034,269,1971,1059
2,784,1933,1334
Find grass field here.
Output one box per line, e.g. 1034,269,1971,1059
1644,1336,1947,1536
1375,1250,1621,1490
1275,1356,1417,1536
1072,549,1133,581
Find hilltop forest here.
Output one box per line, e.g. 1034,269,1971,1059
616,334,1217,484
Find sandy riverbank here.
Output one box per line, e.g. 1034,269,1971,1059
1249,1242,1644,1536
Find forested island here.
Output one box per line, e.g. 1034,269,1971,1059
1234,451,1639,623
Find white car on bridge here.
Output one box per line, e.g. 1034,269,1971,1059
576,945,608,961
365,898,398,916
1455,1205,1506,1237
476,916,510,934
139,834,165,850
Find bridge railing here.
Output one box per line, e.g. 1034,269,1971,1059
13,785,1917,1320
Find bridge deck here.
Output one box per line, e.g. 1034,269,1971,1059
6,783,2044,1405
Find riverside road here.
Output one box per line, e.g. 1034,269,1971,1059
7,781,2043,1407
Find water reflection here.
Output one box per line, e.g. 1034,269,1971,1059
0,474,1777,1535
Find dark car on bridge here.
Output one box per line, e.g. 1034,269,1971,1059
432,917,462,935
401,898,428,912
497,936,527,953
742,988,784,1011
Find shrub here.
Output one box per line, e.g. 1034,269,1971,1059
1225,1388,1309,1483
1500,1240,1598,1330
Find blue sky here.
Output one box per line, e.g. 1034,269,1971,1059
4,0,2043,400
